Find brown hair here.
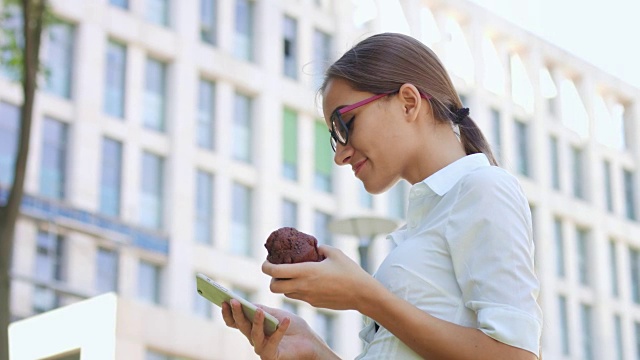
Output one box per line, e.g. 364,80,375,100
320,33,498,166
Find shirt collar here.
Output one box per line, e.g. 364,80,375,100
422,153,491,196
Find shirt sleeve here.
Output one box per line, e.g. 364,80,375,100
444,168,543,355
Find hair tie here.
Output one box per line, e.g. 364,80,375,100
452,107,469,124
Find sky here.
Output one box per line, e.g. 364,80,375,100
468,0,640,89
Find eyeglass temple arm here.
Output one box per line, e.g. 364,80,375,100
338,92,432,115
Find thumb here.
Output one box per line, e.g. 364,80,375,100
317,244,340,258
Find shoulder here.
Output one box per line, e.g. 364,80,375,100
457,166,521,194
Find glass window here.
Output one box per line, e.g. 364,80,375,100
572,146,585,200
35,230,65,282
234,0,254,61
233,92,252,162
282,108,298,180
315,312,334,348
631,248,640,304
0,102,20,186
576,228,590,286
549,136,560,190
604,161,614,212
610,239,619,297
33,285,60,314
140,152,164,229
110,0,128,8
281,300,298,315
490,109,502,163
559,295,570,356
312,29,332,89
45,21,75,99
231,182,252,256
514,120,530,177
624,169,637,221
580,303,594,360
144,57,167,132
197,79,215,149
195,170,213,245
314,210,332,246
146,0,169,27
0,5,23,81
554,217,565,278
138,260,162,304
200,0,217,45
100,138,123,217
314,121,332,192
283,16,298,79
104,40,127,118
359,182,372,209
614,315,623,360
39,117,68,200
96,247,119,294
282,199,297,228
387,181,406,219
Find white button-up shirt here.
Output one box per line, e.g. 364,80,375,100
356,154,542,359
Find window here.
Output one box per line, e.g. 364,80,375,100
359,182,372,209
233,92,252,162
231,182,252,256
283,16,298,79
234,0,254,61
549,136,560,190
559,295,570,356
580,303,594,360
624,169,637,221
388,181,406,219
144,57,167,132
0,102,20,186
314,210,332,246
146,0,169,27
604,161,614,212
282,108,298,180
104,40,127,118
140,152,164,230
631,248,640,304
514,120,530,177
312,29,332,89
34,230,65,313
96,248,118,294
614,315,623,360
554,217,565,278
314,121,332,192
195,170,213,245
197,79,215,149
576,228,590,286
138,260,162,305
315,312,335,348
490,109,502,163
39,117,68,200
281,300,298,314
0,5,23,81
109,0,128,9
45,21,75,99
146,350,192,360
572,146,585,199
200,0,217,45
193,274,212,319
99,138,123,217
282,199,297,228
610,240,619,297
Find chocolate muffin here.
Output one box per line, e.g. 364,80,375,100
265,227,324,264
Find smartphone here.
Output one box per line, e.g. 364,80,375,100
195,272,279,335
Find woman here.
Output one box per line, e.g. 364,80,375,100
222,32,542,360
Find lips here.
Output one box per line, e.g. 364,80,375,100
352,159,367,176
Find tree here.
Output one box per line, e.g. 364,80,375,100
0,1,49,359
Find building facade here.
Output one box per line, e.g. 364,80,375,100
1,0,639,359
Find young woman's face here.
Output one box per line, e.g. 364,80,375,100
322,79,419,194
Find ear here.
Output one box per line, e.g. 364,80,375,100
398,83,423,122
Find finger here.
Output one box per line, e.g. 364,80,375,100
261,317,291,355
250,308,266,353
230,299,253,337
262,261,313,279
221,301,236,328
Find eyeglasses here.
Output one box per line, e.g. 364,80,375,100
329,91,432,152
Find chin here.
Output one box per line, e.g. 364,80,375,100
362,180,394,195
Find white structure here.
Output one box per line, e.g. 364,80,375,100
1,0,639,359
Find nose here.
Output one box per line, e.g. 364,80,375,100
333,143,353,166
